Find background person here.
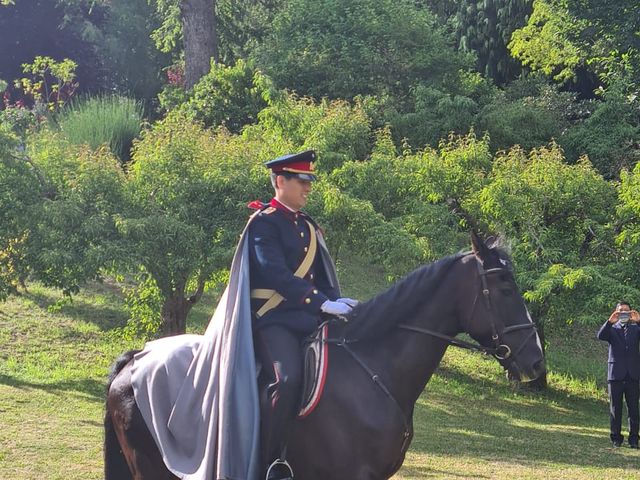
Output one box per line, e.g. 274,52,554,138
597,301,640,448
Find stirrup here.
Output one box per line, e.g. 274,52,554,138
265,458,294,480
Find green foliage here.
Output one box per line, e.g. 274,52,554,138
118,111,275,333
523,263,639,327
121,272,164,339
308,181,426,279
560,86,640,178
476,90,567,152
99,0,170,101
331,127,417,218
615,162,640,288
56,95,143,163
510,0,640,86
215,0,284,63
0,123,42,299
475,76,573,153
26,128,125,295
246,92,373,171
477,143,621,325
387,72,495,148
162,59,272,133
508,0,585,82
15,56,78,111
417,132,493,207
253,0,471,100
150,0,182,55
331,130,487,261
0,105,41,140
149,0,282,64
456,0,532,84
480,143,614,262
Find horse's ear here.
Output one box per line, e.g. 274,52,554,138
471,230,490,259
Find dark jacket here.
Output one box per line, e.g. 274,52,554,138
248,198,340,334
597,320,640,381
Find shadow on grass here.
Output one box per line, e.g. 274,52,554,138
0,373,105,402
26,289,129,331
402,466,491,478
409,369,638,472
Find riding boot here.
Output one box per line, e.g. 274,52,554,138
260,362,293,480
255,326,303,479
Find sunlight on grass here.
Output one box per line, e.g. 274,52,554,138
1,274,639,478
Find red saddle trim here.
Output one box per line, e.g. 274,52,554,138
297,323,329,418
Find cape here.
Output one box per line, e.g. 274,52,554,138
130,211,339,480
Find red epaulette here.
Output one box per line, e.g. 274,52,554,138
247,200,265,210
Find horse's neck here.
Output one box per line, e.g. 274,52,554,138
360,294,460,411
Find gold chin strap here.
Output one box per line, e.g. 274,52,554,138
251,219,318,318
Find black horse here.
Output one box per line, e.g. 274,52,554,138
104,233,545,480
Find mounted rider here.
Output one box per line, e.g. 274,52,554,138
248,150,358,480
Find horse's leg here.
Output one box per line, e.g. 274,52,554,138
104,405,133,480
107,360,178,480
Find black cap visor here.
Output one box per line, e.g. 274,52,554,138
278,172,317,182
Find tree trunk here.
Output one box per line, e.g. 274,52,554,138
160,294,193,336
180,0,218,90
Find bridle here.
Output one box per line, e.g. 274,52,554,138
398,257,538,362
326,255,539,459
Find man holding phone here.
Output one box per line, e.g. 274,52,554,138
597,301,640,448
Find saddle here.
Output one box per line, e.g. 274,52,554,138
297,321,332,418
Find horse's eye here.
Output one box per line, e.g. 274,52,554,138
501,288,513,296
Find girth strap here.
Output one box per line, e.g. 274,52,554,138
251,219,317,318
331,340,413,454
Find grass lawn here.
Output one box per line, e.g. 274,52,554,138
0,259,638,479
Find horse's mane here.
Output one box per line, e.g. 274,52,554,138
344,253,466,341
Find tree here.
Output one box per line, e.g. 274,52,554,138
118,112,272,334
180,0,219,88
509,0,640,87
252,0,470,101
160,59,272,132
456,0,533,85
0,123,42,299
477,144,625,336
508,0,586,83
24,128,125,295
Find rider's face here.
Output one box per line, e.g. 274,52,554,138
276,175,312,211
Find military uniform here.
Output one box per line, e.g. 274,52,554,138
249,198,340,334
248,151,345,479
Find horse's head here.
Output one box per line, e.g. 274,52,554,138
457,231,545,382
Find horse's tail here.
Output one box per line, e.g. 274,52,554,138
104,349,140,480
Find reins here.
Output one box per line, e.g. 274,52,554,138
397,260,538,360
323,256,538,462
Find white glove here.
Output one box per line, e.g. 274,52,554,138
320,300,353,316
336,297,359,307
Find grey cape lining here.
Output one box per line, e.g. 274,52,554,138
130,214,339,479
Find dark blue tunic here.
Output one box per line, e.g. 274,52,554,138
248,199,340,334
597,321,640,381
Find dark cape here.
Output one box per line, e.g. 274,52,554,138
130,212,339,480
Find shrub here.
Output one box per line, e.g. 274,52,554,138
160,59,271,133
56,95,143,163
561,88,640,178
